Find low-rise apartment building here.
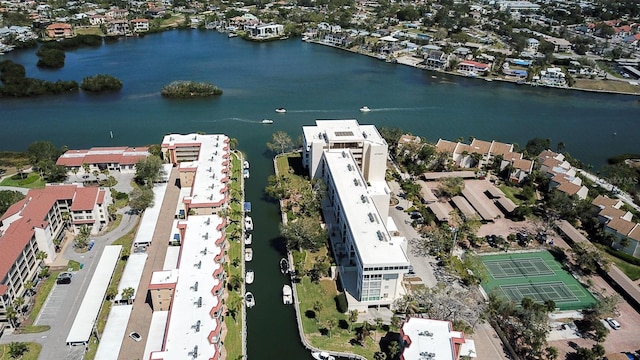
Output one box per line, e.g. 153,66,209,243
56,146,149,175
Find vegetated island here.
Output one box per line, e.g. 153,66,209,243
0,60,78,97
160,80,223,98
81,74,123,92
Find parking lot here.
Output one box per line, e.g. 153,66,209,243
35,279,75,326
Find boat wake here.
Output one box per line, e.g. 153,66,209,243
366,106,437,112
195,117,256,123
286,109,339,113
126,93,157,100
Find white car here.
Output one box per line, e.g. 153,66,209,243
129,331,142,342
605,317,621,330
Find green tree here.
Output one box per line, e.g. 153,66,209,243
437,176,464,198
348,309,359,331
73,225,91,249
373,351,387,360
226,292,242,323
8,342,28,359
0,190,26,215
280,216,328,251
121,287,135,303
266,131,294,154
80,74,123,92
6,306,17,328
388,340,401,359
134,155,165,186
27,140,60,168
325,318,336,338
129,187,155,212
227,274,243,291
524,138,551,158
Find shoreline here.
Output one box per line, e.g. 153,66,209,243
304,38,640,98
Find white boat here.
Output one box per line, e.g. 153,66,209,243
245,292,255,308
311,351,335,360
243,160,250,169
244,216,253,231
280,258,289,274
228,32,238,38
275,108,286,113
282,284,293,305
359,106,371,112
246,269,254,284
243,168,250,179
261,119,274,124
244,248,253,262
245,233,252,245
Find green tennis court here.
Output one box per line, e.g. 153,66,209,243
480,251,597,310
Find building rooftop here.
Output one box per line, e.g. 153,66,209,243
324,150,409,266
303,119,386,146
401,317,475,360
56,146,149,167
151,215,225,360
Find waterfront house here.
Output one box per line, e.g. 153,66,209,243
538,150,588,199
537,67,567,86
89,14,106,25
106,20,129,35
605,218,640,258
45,23,72,38
105,8,128,21
131,18,149,32
0,184,112,333
245,23,284,39
424,50,447,70
457,60,490,75
323,33,353,47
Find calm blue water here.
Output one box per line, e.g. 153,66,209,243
1,29,639,360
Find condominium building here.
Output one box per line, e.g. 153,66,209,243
302,119,388,183
0,184,112,332
161,134,231,215
303,120,410,311
56,146,149,175
400,317,476,360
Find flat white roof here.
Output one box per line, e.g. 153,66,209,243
150,269,179,286
402,317,474,360
163,133,230,208
324,150,408,266
66,245,122,345
114,253,147,302
303,119,386,146
144,311,169,360
134,182,169,246
163,246,181,270
154,215,225,359
94,305,133,360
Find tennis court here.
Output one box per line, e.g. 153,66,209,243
480,251,597,310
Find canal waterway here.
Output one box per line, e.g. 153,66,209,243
1,29,639,360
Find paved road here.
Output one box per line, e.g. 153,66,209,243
387,180,437,288
0,186,30,194
577,169,640,211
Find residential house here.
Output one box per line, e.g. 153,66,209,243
105,8,128,21
538,150,588,199
424,50,447,70
605,218,640,258
457,60,491,75
106,20,129,35
45,23,72,38
526,38,539,52
131,18,149,32
543,36,572,52
89,15,106,26
245,23,284,39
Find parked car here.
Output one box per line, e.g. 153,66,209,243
606,317,621,330
129,331,142,342
56,272,73,285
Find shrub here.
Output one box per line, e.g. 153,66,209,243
81,74,123,92
160,80,223,98
36,47,65,68
335,292,348,313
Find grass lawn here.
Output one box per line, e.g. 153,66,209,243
223,292,243,360
0,173,45,188
603,253,640,280
74,27,104,36
498,185,523,206
573,78,640,94
0,342,41,360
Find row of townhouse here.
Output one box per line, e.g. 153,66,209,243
537,150,589,200
0,184,112,333
142,133,232,360
56,146,150,175
435,138,534,183
302,120,411,311
592,195,640,258
44,18,149,38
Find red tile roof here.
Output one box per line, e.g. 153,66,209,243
71,187,99,211
56,146,149,167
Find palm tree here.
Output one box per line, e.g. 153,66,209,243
325,318,336,338
6,306,17,328
71,167,79,181
227,293,241,323
82,163,90,177
348,310,359,332
13,297,25,314
374,317,384,341
373,352,387,360
388,341,401,359
36,250,48,266
24,280,34,296
121,287,135,303
227,274,243,291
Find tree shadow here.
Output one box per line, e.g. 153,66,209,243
339,319,349,330
305,310,316,320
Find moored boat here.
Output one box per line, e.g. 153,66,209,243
245,291,255,308
244,216,253,231
244,248,253,262
246,269,254,284
245,233,252,245
282,284,293,305
243,168,250,179
311,351,335,360
280,258,289,274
